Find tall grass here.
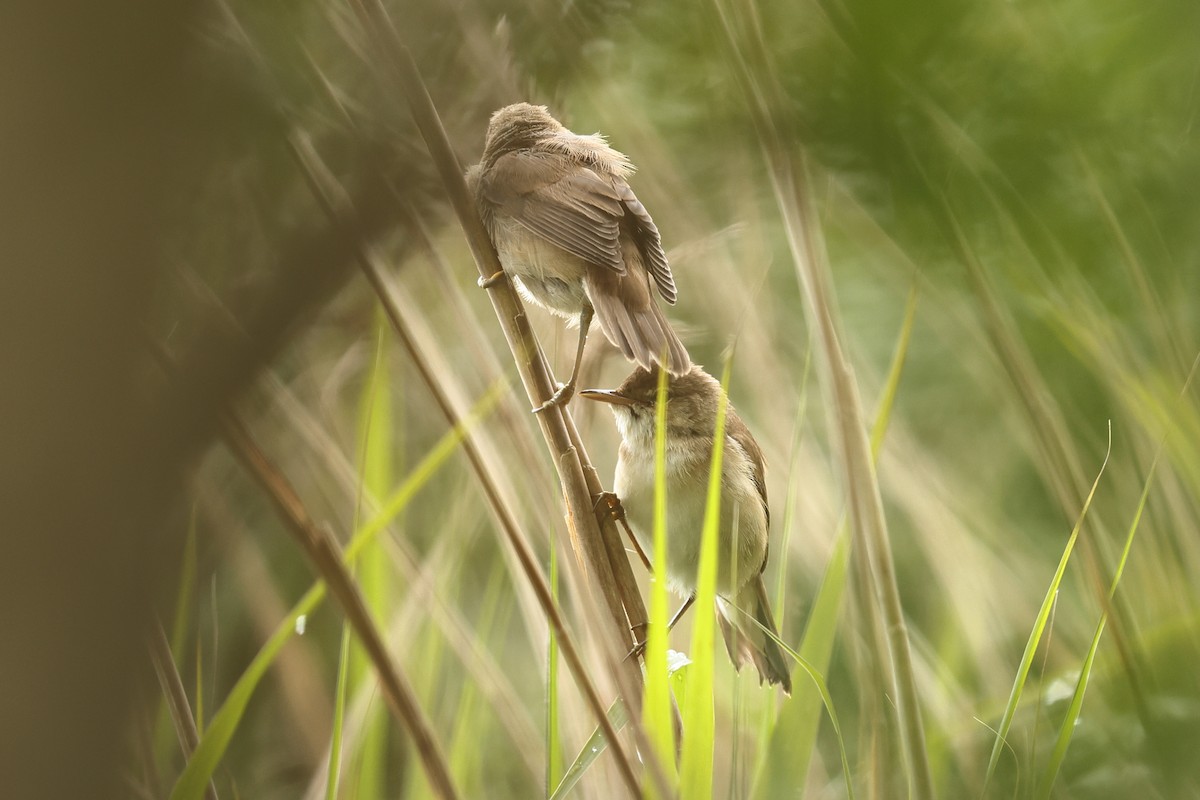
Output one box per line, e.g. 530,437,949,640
145,0,1200,797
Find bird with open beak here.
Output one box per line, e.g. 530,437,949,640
467,103,690,412
582,365,791,693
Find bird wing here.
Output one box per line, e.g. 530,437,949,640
727,410,771,572
613,180,677,305
480,151,627,273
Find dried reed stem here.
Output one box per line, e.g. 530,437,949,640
219,412,460,800
335,1,673,795
289,130,663,797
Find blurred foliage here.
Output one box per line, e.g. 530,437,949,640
144,0,1200,797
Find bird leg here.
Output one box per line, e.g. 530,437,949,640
594,491,652,571
533,303,593,413
626,594,697,662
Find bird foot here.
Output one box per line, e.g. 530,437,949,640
625,621,649,662
594,491,652,570
531,381,575,413
593,491,625,521
477,270,507,289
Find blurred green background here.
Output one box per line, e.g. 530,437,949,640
107,0,1200,796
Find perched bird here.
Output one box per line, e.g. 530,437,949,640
581,366,791,692
466,103,690,411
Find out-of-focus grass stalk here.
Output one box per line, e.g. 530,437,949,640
710,0,935,794
1037,449,1157,799
546,538,562,797
326,620,352,800
773,345,812,629
908,100,1132,672
754,286,917,798
169,388,500,800
450,564,511,795
643,363,678,795
405,612,452,800
194,641,205,740
680,358,733,797
983,423,1112,791
328,317,393,799
150,621,218,800
155,515,199,769
352,313,394,798
752,347,810,792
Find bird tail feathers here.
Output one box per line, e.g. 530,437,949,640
716,577,792,694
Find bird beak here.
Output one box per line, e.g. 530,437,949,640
579,389,639,407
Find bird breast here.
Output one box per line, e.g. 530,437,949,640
615,436,768,598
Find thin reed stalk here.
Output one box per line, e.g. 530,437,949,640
341,0,645,671
289,133,658,797
333,2,678,795
148,621,219,800
219,412,460,800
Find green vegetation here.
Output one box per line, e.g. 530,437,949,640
143,0,1200,797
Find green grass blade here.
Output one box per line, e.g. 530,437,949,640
1035,618,1103,800
871,285,917,461
350,313,394,799
642,363,677,794
680,357,733,798
326,618,353,799
983,422,1113,791
548,699,629,800
1036,450,1158,798
171,583,327,800
753,530,849,799
774,634,856,800
755,289,914,799
169,382,503,800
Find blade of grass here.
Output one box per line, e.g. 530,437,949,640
764,630,856,800
643,364,678,795
983,422,1113,792
709,0,936,792
1038,419,1174,797
329,315,389,800
155,512,200,768
680,357,733,798
753,278,916,800
150,620,219,800
169,385,501,800
349,311,394,799
325,619,353,800
548,699,630,800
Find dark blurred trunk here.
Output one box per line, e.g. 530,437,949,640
0,3,203,798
